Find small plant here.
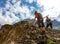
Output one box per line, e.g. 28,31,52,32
47,39,54,44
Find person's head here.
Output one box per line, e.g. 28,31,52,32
34,11,37,14
46,16,48,19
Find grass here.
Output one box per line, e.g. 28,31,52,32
47,39,55,44
53,26,60,30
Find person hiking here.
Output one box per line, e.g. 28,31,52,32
34,11,44,28
34,11,48,44
34,11,45,35
46,16,53,29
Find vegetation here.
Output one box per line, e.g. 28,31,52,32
47,39,55,44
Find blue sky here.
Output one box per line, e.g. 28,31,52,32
0,0,60,25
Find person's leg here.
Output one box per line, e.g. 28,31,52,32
46,24,49,28
42,23,45,27
48,23,52,32
38,22,41,27
50,23,52,29
46,24,49,31
37,19,41,27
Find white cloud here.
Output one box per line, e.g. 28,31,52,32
0,0,34,25
26,0,34,3
37,0,60,21
30,6,35,11
1,0,60,25
26,0,36,3
12,0,17,4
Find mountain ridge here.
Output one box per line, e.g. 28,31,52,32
0,20,60,44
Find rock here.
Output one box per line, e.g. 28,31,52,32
25,35,30,39
0,21,60,44
10,41,14,44
31,40,37,44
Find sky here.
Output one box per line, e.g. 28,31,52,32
0,0,60,25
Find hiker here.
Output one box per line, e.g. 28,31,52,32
46,16,53,29
34,11,47,44
34,11,44,27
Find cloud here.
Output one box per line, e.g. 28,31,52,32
0,8,19,25
36,0,60,21
0,0,60,25
26,0,35,3
0,0,34,25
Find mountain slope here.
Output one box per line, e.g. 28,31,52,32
0,21,45,44
0,21,60,44
53,20,60,26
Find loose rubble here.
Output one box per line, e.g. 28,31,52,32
0,21,60,44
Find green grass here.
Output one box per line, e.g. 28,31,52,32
58,27,60,30
53,26,60,30
47,39,55,44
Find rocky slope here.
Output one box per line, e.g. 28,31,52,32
0,21,60,44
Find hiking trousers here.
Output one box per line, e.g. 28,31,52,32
37,18,45,27
46,23,52,29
